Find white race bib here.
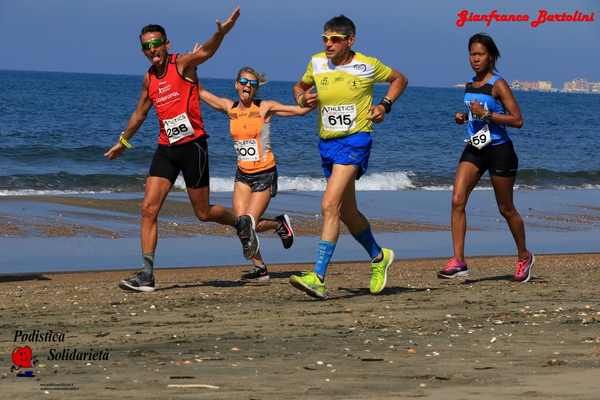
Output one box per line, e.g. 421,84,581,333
465,124,491,150
234,139,259,162
163,113,195,144
321,104,357,131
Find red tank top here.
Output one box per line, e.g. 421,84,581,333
147,54,206,146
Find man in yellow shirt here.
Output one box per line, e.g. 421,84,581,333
289,15,408,299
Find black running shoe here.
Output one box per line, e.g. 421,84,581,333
275,214,294,249
236,215,259,259
119,271,155,292
241,266,270,282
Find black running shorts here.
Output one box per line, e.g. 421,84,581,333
234,167,278,197
459,141,519,177
148,136,209,188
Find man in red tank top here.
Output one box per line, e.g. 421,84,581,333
104,7,241,292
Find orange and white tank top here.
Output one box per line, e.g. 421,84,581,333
147,54,206,146
228,100,276,174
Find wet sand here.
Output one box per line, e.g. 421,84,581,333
4,191,600,240
1,254,599,399
0,195,449,238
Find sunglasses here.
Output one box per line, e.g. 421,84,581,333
321,34,348,44
238,77,259,88
141,37,166,51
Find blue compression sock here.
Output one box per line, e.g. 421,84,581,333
142,252,155,276
352,226,382,260
313,240,336,279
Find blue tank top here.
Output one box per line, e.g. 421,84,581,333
464,74,509,146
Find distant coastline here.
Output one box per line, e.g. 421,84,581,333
3,69,598,92
453,77,600,94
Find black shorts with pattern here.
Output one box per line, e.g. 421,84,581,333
148,136,209,188
235,167,278,197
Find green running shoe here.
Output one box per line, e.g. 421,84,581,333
370,248,394,294
289,271,327,299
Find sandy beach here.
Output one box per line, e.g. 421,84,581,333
2,3,600,398
1,254,599,399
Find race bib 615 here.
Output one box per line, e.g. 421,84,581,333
321,104,357,131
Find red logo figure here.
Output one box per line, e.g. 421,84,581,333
12,346,33,368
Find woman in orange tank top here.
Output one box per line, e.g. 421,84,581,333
199,67,313,281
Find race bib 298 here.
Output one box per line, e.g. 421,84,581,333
163,113,195,144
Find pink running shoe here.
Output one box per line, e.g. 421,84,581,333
437,258,469,279
514,252,535,283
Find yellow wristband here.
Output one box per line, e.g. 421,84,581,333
296,94,306,107
119,133,133,149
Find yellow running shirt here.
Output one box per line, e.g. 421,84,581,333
301,51,392,139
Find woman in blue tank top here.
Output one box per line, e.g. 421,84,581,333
438,33,535,283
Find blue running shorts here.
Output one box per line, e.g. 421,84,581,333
319,132,372,180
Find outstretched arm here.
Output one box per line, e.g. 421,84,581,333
263,100,313,118
177,6,240,70
104,75,153,160
198,83,233,113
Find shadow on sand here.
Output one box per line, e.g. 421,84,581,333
0,273,51,283
332,286,438,300
462,275,546,284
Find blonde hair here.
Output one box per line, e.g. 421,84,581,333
236,66,267,86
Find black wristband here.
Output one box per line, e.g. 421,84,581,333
379,97,393,114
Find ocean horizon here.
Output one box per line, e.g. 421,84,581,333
2,69,600,196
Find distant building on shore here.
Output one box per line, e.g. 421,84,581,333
452,78,599,94
510,80,554,92
563,78,600,94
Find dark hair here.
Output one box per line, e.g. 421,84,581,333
140,24,167,41
324,15,356,36
468,33,500,71
236,66,267,86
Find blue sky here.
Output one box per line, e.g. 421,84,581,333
1,0,598,86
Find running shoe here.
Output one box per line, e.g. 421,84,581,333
241,266,270,282
437,258,469,279
119,271,155,292
514,252,535,283
275,214,294,249
236,215,259,259
289,271,327,299
370,248,394,294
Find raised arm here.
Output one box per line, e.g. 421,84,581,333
104,75,153,160
197,83,233,113
262,100,314,118
177,7,240,71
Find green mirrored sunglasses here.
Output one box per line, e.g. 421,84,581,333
141,37,166,50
